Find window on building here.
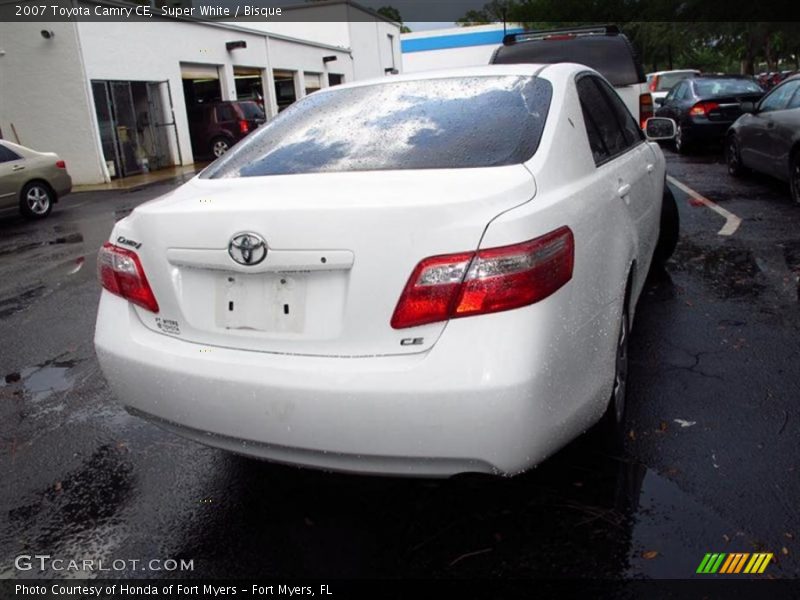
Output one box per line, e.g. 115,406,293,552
304,73,322,95
273,70,297,112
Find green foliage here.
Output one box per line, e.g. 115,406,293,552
376,5,411,33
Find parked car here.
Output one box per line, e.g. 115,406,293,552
655,75,764,153
646,69,700,106
0,140,71,219
95,65,677,477
187,100,266,159
491,25,654,129
726,74,800,204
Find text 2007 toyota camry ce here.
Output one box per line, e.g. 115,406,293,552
94,64,679,477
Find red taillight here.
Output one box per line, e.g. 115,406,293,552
689,101,720,117
648,75,659,93
391,227,574,329
639,93,654,129
239,119,249,134
97,243,159,313
56,160,66,169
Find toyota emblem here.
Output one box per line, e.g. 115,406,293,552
228,232,268,266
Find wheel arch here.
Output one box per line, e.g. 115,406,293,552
20,178,57,203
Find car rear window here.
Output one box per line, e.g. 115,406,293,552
655,72,695,91
202,76,552,178
238,102,265,120
491,36,645,87
216,105,237,122
694,79,762,96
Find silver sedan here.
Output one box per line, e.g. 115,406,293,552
0,140,72,219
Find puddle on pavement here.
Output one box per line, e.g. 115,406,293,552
0,286,46,319
2,357,83,400
670,240,765,300
0,232,84,257
4,444,134,561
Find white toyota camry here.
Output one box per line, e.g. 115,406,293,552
94,64,678,477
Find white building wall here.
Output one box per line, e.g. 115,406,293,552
402,45,501,73
1,6,401,185
401,24,523,73
347,20,402,80
77,20,273,174
267,36,353,112
0,22,106,185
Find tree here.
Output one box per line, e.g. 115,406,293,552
456,0,515,26
376,5,411,33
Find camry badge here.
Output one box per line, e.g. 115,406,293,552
228,232,267,266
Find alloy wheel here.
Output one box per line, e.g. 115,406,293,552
726,137,741,175
213,140,230,158
26,185,51,215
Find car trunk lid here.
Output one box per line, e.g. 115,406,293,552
117,167,536,357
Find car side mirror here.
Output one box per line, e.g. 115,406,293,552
644,117,676,141
740,101,757,114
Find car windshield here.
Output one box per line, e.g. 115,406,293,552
694,78,762,96
655,72,695,91
202,75,552,178
239,102,265,119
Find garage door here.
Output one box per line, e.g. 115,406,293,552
181,63,220,80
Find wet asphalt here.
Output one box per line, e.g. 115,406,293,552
0,148,798,581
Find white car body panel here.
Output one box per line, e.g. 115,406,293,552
117,166,537,357
95,64,667,476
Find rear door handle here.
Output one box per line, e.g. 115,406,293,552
618,183,632,197
646,163,655,173
12,165,25,172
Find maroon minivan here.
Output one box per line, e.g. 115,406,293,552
188,101,266,159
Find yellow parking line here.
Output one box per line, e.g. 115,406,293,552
667,175,742,236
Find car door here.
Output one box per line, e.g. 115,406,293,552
577,75,658,278
759,79,800,180
743,80,800,177
660,81,689,123
656,82,683,119
0,144,25,211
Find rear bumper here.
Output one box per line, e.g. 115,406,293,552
52,172,72,200
683,120,732,143
94,293,613,477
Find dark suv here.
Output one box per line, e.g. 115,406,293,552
491,25,653,129
188,101,266,159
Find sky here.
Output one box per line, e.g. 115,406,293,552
405,22,457,32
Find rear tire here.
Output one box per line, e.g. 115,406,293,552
726,134,747,178
790,150,800,205
19,181,54,220
601,301,630,447
211,137,231,158
653,185,679,265
674,125,691,155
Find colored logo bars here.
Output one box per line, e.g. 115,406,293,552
696,552,773,574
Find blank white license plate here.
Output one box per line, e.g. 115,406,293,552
215,273,306,333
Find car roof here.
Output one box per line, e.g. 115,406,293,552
314,64,556,94
695,74,756,79
647,69,700,76
0,139,36,157
490,31,645,86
